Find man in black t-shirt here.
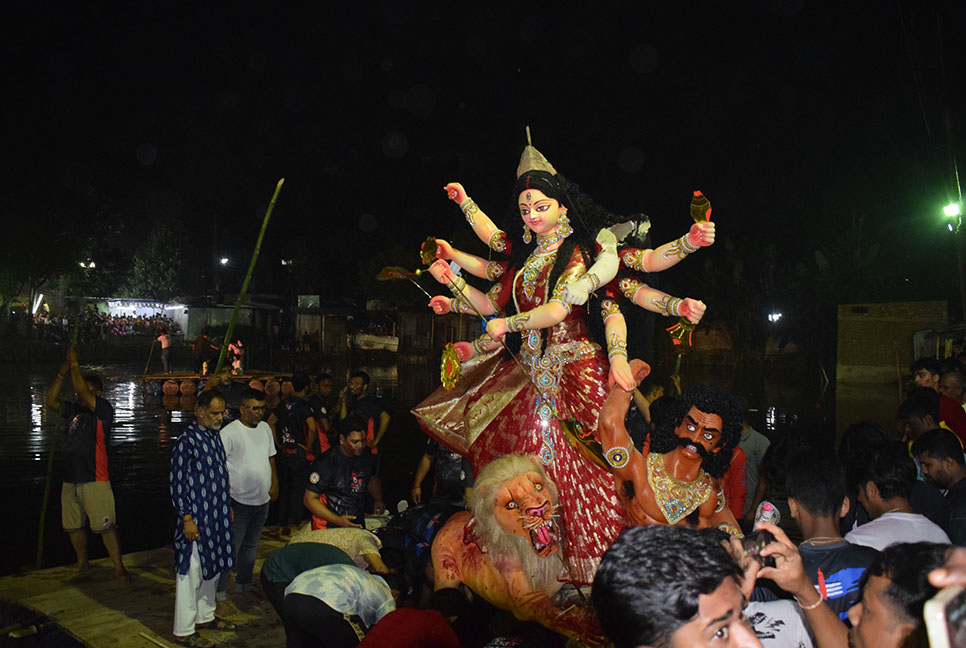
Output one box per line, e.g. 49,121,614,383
303,420,384,529
268,373,321,531
338,371,390,454
307,373,335,448
44,347,128,581
411,438,474,507
913,428,966,545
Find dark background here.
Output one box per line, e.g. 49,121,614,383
4,1,964,340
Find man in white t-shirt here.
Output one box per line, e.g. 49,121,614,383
216,388,278,605
845,441,950,551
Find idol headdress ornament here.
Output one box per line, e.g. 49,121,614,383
516,126,558,179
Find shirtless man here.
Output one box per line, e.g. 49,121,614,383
598,360,743,535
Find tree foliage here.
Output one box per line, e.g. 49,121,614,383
125,222,188,301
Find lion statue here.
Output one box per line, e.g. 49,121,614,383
431,454,605,646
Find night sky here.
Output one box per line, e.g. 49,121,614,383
5,1,964,308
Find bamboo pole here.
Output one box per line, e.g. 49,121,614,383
143,339,156,377
36,327,80,568
214,179,284,375
35,437,57,569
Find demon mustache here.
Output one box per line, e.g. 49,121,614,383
677,436,710,458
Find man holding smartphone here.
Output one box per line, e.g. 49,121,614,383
758,521,947,648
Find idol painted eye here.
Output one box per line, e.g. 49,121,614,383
534,482,543,491
704,432,713,440
536,203,550,212
506,501,518,510
520,206,530,216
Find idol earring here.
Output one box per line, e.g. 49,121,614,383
522,224,533,244
558,211,573,238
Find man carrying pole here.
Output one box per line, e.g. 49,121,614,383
44,346,129,581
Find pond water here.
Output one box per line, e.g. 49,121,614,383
0,356,899,576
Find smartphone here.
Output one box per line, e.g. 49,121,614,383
740,529,776,569
925,585,966,648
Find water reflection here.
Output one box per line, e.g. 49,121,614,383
0,358,900,576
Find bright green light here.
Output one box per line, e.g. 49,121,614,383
945,203,962,218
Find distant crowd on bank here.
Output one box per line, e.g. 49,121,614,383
21,308,181,342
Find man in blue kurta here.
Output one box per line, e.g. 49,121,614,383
170,391,236,646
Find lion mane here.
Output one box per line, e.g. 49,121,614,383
467,454,565,593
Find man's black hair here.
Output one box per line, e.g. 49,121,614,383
911,357,940,376
379,546,406,574
639,371,666,397
838,421,890,489
427,587,470,621
291,372,310,393
316,372,333,382
592,525,741,648
350,370,370,387
650,385,743,478
838,421,889,459
911,428,966,467
196,389,224,409
785,449,847,517
939,360,964,377
898,387,940,423
941,368,966,393
862,542,947,628
340,415,367,436
240,387,266,403
853,441,917,500
377,572,407,596
83,373,103,393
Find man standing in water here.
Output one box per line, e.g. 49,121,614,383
44,347,129,581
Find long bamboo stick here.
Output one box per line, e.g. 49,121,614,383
36,328,79,568
214,179,284,375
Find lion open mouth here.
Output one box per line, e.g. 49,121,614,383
528,518,558,556
522,501,560,557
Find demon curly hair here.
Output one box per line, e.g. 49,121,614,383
650,384,743,478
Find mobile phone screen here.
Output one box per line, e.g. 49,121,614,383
925,585,966,648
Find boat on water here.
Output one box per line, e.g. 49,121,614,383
350,332,399,353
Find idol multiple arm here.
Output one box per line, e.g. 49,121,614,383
427,181,715,382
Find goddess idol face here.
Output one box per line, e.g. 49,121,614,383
518,188,565,237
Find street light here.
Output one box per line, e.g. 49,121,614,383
945,202,966,324
219,257,229,266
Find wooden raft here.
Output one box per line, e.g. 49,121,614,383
0,532,289,648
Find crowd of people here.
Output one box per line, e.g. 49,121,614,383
45,342,966,647
37,133,966,646
28,308,181,342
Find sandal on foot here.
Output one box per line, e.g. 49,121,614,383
198,617,237,631
175,633,216,647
